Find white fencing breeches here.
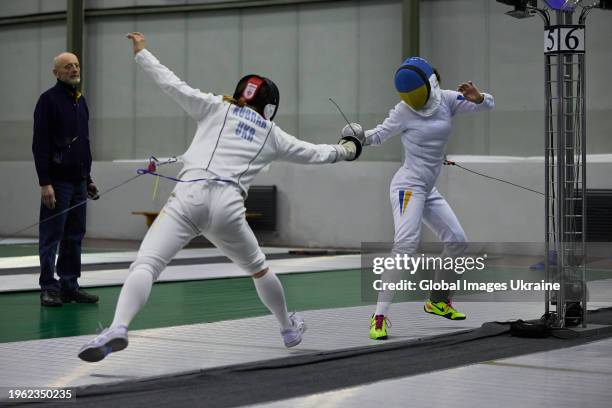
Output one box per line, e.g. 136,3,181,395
376,185,468,312
133,181,267,280
111,181,267,328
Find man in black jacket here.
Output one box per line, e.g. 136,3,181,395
33,52,99,307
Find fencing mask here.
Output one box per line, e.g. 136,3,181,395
394,57,441,116
233,75,280,121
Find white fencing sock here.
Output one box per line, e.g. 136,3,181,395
375,301,393,317
374,266,402,316
253,270,293,330
111,267,154,328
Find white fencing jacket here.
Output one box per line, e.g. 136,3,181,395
366,91,495,192
135,49,346,195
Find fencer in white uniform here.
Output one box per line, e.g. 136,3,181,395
78,32,363,362
341,57,494,339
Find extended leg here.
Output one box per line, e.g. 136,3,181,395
422,188,467,320
370,187,426,340
375,188,426,317
206,185,304,347
79,196,197,362
251,268,305,347
111,203,197,328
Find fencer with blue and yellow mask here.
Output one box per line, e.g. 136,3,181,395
364,55,494,192
360,55,495,340
394,57,441,116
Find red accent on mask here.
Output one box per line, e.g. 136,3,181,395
241,77,264,102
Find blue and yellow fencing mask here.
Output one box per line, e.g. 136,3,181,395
394,57,441,116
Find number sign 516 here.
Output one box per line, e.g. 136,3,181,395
544,25,585,54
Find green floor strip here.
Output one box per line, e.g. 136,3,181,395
0,270,370,343
1,267,610,343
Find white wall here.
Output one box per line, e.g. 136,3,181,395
3,157,612,247
5,1,611,162
0,0,404,161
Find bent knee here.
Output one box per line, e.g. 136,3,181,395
244,256,267,277
129,256,167,281
252,268,269,279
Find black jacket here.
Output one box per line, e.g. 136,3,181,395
32,80,92,186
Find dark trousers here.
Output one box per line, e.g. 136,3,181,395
39,180,87,291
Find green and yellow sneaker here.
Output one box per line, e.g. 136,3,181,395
424,300,466,320
369,314,390,340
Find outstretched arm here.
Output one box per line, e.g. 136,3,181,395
449,81,494,115
273,127,355,164
127,32,220,121
364,103,406,146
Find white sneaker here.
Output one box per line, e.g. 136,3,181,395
78,325,128,362
281,312,306,348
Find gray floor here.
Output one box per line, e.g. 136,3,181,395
0,246,296,269
0,247,361,292
1,241,610,406
0,301,564,390
0,238,38,245
252,337,612,408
